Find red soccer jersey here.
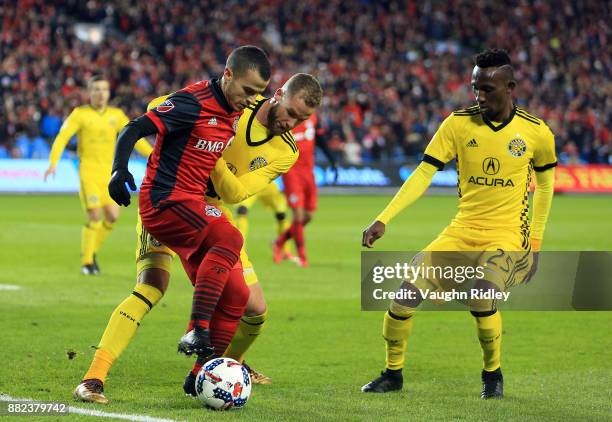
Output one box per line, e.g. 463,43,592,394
289,113,318,173
141,79,241,207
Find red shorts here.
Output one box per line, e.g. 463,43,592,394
282,170,317,212
139,191,242,284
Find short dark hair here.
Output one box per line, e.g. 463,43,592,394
474,49,512,68
226,45,271,81
285,73,323,108
87,74,108,88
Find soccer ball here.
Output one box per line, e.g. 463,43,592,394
195,357,251,410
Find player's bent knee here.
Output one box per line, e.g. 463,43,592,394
222,225,244,252
138,268,170,294
245,296,267,317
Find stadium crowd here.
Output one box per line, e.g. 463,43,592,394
0,0,609,164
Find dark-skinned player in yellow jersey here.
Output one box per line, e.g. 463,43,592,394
361,49,556,399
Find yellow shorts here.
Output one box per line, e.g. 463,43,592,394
135,204,259,285
237,183,287,214
403,225,533,311
79,172,114,210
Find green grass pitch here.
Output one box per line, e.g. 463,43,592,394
0,194,610,421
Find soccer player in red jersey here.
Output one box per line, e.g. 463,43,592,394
273,114,336,267
108,46,271,359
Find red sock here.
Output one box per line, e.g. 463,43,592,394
290,221,305,258
191,225,243,329
276,227,291,248
191,266,249,375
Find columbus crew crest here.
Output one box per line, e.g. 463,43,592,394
233,116,240,132
508,138,527,157
249,156,268,171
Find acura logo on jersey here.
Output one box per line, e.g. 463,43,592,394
482,157,500,175
156,99,174,113
249,156,268,171
468,176,514,187
194,139,228,152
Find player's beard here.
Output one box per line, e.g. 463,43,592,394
266,104,285,136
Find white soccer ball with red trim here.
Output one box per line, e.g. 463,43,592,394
195,358,251,410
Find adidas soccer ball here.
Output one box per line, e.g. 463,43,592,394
195,358,251,410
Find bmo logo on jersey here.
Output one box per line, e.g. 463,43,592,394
194,138,229,153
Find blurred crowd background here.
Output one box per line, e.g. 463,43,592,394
1,0,610,165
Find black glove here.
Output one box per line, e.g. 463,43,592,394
109,168,137,206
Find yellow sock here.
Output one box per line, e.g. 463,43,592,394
473,310,502,371
236,215,249,241
383,310,414,370
94,221,114,253
81,221,101,265
224,311,267,362
83,283,163,383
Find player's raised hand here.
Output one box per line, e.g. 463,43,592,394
109,168,137,206
362,220,386,248
43,165,56,182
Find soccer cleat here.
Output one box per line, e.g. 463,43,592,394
81,264,98,276
272,242,284,264
92,254,101,274
242,361,272,385
177,326,214,357
296,256,309,268
361,370,403,393
73,379,108,404
281,250,294,262
481,367,504,399
183,371,197,397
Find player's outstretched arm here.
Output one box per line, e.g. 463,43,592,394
109,115,158,206
361,161,437,248
211,155,296,204
45,109,81,181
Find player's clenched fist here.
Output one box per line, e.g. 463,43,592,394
109,168,137,206
362,220,385,248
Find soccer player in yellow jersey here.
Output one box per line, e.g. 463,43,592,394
74,73,322,403
360,49,556,398
44,75,153,275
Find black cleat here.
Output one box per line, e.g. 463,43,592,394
183,371,197,397
481,368,503,399
92,254,101,274
177,326,214,357
81,264,98,276
361,370,403,393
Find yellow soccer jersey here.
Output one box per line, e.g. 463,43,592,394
207,95,299,203
49,105,152,171
423,106,557,232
